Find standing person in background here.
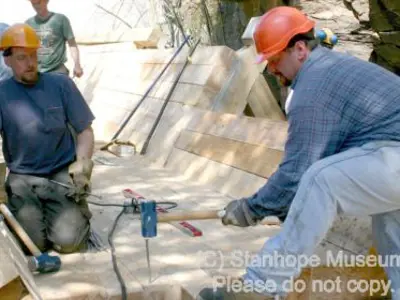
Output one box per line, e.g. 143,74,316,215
0,23,12,81
162,0,183,48
26,0,83,77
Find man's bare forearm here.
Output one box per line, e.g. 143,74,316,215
69,45,81,68
76,126,94,159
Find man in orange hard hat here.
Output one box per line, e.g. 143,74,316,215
26,0,83,77
0,24,95,254
198,6,400,300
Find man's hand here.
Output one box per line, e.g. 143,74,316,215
221,198,259,227
73,65,83,78
68,158,93,201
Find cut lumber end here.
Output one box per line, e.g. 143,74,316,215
241,16,261,46
132,27,164,49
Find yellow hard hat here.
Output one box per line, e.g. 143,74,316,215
0,23,40,51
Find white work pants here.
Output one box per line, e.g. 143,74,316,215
243,141,400,299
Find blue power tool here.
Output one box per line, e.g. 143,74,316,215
140,199,157,283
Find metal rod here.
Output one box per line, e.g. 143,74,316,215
110,35,191,141
145,239,152,283
140,38,201,155
48,179,102,200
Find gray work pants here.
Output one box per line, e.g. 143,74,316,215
5,167,91,254
244,141,400,298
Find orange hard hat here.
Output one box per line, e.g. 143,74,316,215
0,23,40,51
253,6,315,64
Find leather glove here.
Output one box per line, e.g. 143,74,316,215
68,158,94,200
221,198,260,227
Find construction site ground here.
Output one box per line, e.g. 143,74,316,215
0,9,390,298
0,148,382,300
35,150,279,299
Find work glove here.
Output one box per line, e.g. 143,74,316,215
221,198,260,227
68,158,94,201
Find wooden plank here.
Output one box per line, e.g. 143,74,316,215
0,277,29,300
0,237,19,288
246,75,286,120
0,221,43,300
241,16,261,46
165,147,267,198
211,45,265,115
186,111,288,151
174,130,283,178
132,27,163,49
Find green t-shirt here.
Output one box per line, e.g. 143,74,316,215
26,12,74,73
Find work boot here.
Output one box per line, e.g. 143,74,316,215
196,286,277,300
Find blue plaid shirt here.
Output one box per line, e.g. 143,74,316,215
248,46,400,220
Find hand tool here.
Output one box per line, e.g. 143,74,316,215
138,199,280,284
122,188,203,237
140,199,157,284
49,179,102,200
155,209,281,226
0,204,61,274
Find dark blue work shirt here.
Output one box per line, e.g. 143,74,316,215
0,73,95,175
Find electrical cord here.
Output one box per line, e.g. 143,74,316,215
86,195,177,300
108,208,128,300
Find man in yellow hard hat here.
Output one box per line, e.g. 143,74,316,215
0,23,95,254
26,0,83,77
198,6,400,300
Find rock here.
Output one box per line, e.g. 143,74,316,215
374,44,400,68
369,50,400,75
378,31,400,45
368,0,400,73
343,0,370,24
311,11,335,20
369,0,394,32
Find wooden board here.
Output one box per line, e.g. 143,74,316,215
246,74,286,120
0,234,19,288
241,16,261,46
174,130,283,178
0,221,43,300
132,27,163,49
211,46,260,115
